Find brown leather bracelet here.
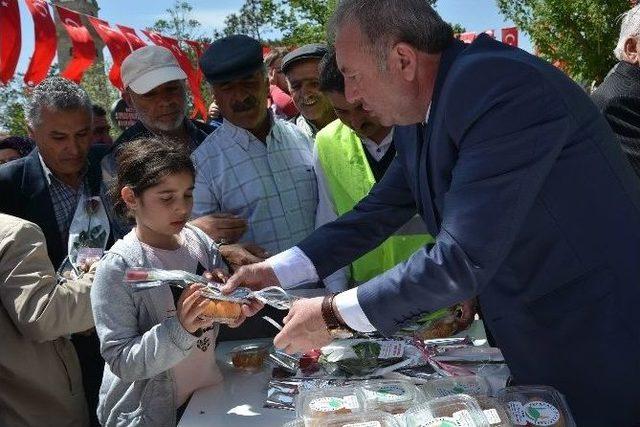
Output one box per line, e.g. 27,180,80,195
321,293,342,330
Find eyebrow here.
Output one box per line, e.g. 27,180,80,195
157,186,195,194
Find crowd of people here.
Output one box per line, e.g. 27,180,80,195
1,0,640,426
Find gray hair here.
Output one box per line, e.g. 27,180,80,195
25,76,93,128
615,4,640,60
328,0,453,66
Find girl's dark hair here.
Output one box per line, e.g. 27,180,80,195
111,137,195,220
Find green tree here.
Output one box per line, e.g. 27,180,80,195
497,0,631,85
150,0,206,41
0,76,29,136
222,0,280,41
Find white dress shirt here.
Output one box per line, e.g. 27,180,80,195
313,130,395,293
268,109,430,333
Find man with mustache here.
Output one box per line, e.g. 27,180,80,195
282,44,337,138
192,35,318,339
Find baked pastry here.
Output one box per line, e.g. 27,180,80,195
201,299,243,322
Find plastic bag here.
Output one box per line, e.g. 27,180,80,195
67,195,110,271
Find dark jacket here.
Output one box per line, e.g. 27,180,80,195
592,61,640,178
0,146,109,269
298,36,640,426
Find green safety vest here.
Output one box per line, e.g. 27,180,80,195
316,120,434,284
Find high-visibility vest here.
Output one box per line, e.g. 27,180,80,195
316,120,434,284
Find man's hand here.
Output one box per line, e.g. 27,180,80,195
274,297,331,354
222,261,280,293
191,213,247,243
219,243,269,272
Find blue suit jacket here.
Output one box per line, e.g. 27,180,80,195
298,36,640,425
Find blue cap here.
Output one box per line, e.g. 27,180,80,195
200,35,264,84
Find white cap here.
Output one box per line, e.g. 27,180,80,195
121,45,187,95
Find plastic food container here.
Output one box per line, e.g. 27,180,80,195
405,394,490,427
496,386,576,427
297,387,365,423
229,343,270,370
474,396,513,427
282,420,305,427
359,379,423,415
419,375,491,399
313,411,401,427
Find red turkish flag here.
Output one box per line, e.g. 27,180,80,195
262,45,272,58
458,32,477,44
88,17,131,90
23,0,56,86
142,31,207,119
56,6,96,82
0,0,21,84
117,25,147,51
502,27,519,47
185,40,205,58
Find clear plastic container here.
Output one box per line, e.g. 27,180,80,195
312,411,401,427
419,375,491,399
474,396,513,427
282,420,305,427
297,387,365,423
229,343,270,371
496,386,576,427
405,394,490,427
359,379,423,415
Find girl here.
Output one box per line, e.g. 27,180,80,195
91,138,259,427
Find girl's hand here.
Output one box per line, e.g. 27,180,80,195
226,299,265,328
204,269,229,284
177,284,215,334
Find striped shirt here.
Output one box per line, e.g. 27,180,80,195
38,154,87,246
192,116,318,254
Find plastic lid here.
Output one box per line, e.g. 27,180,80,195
496,386,576,427
358,379,423,414
474,396,513,427
297,387,365,420
419,375,491,399
314,411,401,427
405,394,490,427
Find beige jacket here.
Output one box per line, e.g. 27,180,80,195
0,214,94,427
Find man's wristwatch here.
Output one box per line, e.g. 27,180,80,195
321,293,355,339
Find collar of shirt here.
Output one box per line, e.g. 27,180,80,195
38,153,88,189
218,111,278,151
361,128,394,160
295,115,318,138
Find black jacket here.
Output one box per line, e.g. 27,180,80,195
0,146,109,269
592,61,640,178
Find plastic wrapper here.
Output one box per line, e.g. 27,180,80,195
474,396,513,427
405,394,490,427
68,196,110,270
265,379,357,412
359,379,423,415
297,387,365,423
282,420,305,427
397,305,471,340
419,375,491,399
496,386,576,427
124,267,297,310
318,339,426,378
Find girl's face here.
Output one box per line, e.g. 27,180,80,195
125,171,194,247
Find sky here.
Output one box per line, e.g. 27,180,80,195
13,0,533,74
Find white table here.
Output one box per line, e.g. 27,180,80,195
178,321,488,427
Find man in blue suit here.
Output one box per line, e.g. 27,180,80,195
225,1,640,424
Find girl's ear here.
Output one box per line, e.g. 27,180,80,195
121,186,138,212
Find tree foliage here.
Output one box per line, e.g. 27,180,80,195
150,0,206,41
497,0,632,85
221,0,438,45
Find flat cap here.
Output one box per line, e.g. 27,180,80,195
281,43,328,74
200,35,264,84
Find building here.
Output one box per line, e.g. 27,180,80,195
52,0,105,69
